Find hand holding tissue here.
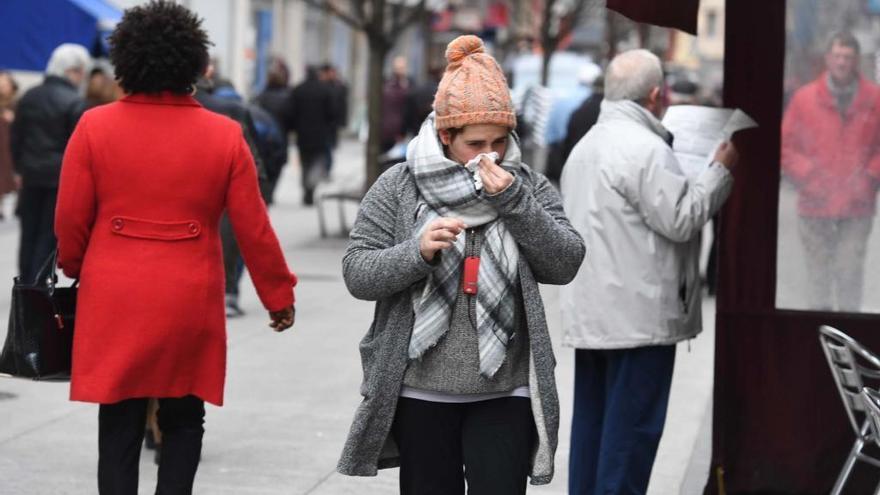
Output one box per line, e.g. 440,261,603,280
464,152,500,192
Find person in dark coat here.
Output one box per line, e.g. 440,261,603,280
561,75,604,166
254,57,293,197
10,43,89,282
55,3,296,493
381,56,412,152
255,57,292,129
248,104,287,202
286,65,338,205
320,63,349,149
194,64,269,317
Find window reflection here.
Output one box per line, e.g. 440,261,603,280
778,5,880,313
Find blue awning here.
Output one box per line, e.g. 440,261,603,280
0,0,122,72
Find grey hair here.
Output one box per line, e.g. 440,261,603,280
46,44,91,79
604,49,664,102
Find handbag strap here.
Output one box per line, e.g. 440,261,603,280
32,249,59,290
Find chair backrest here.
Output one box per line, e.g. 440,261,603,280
861,387,880,448
819,325,880,437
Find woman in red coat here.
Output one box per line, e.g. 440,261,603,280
54,2,296,493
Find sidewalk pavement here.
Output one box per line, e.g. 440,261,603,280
0,138,714,494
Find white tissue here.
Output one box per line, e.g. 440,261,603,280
463,152,499,192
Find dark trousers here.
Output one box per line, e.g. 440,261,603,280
569,346,676,495
17,185,57,283
705,215,720,296
219,214,244,296
98,396,205,495
798,216,873,312
392,396,535,495
299,148,329,205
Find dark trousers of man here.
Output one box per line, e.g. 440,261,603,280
299,148,329,205
569,345,676,495
798,216,873,312
392,396,535,495
98,395,205,495
17,186,57,283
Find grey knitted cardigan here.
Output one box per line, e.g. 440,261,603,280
336,161,585,485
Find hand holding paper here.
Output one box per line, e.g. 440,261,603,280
661,105,757,180
713,141,739,169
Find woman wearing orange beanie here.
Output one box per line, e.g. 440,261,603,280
337,35,585,493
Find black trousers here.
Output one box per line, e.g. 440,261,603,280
392,396,535,495
219,214,243,296
298,148,329,205
17,185,57,283
98,396,205,495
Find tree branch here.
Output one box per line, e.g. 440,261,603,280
350,0,367,23
558,0,596,41
302,0,365,31
389,0,427,36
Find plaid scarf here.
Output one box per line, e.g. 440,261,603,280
407,115,521,378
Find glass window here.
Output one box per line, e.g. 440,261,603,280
777,0,880,313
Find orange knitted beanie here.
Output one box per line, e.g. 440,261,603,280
433,35,516,131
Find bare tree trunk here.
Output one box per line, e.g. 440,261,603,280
365,38,389,190
541,49,553,86
539,0,555,86
421,10,433,79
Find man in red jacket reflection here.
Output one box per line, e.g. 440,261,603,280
782,32,880,312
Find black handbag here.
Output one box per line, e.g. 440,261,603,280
0,251,77,380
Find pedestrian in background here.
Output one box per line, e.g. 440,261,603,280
54,2,297,493
320,63,349,151
85,66,122,108
561,74,603,173
560,49,738,495
286,65,338,205
254,56,293,200
381,55,412,153
0,71,19,220
194,61,270,317
781,31,880,312
338,35,585,494
10,43,89,282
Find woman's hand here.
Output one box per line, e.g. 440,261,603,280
269,306,295,332
478,156,514,195
419,218,466,262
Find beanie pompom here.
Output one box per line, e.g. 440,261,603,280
445,35,485,70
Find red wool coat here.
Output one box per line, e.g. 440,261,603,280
55,93,297,406
781,74,880,218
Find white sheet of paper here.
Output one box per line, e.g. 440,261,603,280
661,105,758,181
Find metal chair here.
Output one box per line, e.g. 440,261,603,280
313,162,366,238
819,325,880,494
315,188,362,238
860,387,880,494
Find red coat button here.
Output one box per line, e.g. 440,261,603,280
188,223,199,234
112,219,124,231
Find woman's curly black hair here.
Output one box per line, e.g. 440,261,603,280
109,1,210,95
